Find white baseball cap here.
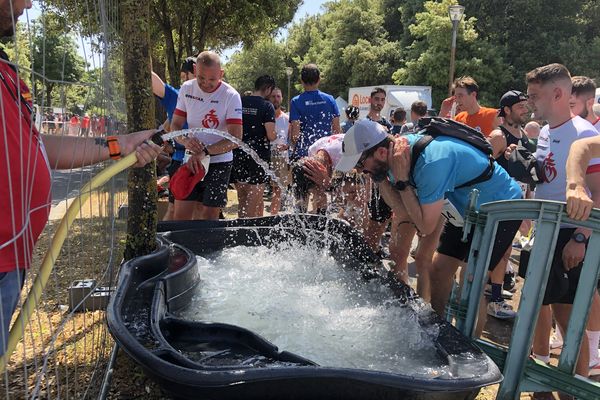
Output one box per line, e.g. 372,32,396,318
335,119,388,172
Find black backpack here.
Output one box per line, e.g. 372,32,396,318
497,126,541,187
411,117,495,189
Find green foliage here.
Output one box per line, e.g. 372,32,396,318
282,0,402,98
30,12,85,108
224,39,294,98
151,0,302,85
462,0,600,89
392,0,511,107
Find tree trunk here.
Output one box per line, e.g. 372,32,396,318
45,83,54,108
120,0,158,261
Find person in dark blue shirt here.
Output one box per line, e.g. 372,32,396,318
230,75,277,217
289,64,340,161
151,56,196,219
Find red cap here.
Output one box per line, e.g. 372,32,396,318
169,164,206,200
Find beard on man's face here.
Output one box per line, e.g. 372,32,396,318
367,159,388,182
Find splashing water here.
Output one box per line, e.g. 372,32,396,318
177,242,454,378
169,127,299,209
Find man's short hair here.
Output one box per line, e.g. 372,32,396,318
392,108,406,123
453,76,479,97
196,51,221,68
181,57,196,73
370,87,386,98
300,64,320,85
411,101,428,117
255,75,276,92
571,76,596,98
526,63,571,86
272,86,282,94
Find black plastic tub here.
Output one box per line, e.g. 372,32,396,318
107,215,501,399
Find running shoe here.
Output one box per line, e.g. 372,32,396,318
487,300,517,320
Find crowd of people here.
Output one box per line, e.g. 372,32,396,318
150,53,600,388
3,0,600,394
41,112,124,137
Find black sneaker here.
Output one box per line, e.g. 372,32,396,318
503,272,516,292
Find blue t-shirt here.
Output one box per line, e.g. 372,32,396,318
403,134,522,214
341,119,354,133
159,84,186,161
289,90,339,160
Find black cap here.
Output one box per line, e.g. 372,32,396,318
498,90,528,117
181,57,196,73
345,105,359,119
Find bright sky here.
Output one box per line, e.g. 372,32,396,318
222,0,331,62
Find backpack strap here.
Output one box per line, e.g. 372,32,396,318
409,134,434,185
410,133,495,189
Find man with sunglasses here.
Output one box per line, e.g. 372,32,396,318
336,120,522,320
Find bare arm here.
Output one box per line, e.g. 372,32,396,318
491,115,501,131
42,130,162,170
290,120,300,147
566,136,600,220
265,122,276,142
488,129,508,159
170,113,186,132
151,71,166,99
378,180,444,235
205,123,243,155
331,116,341,135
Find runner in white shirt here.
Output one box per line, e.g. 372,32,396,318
291,134,344,213
268,88,291,215
526,64,600,378
170,51,243,221
566,75,600,375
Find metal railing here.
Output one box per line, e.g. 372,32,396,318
448,198,600,399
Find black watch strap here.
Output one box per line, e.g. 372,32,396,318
394,180,411,191
571,232,589,244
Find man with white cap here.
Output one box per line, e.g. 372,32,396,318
336,119,522,319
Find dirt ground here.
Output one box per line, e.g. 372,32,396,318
3,189,572,399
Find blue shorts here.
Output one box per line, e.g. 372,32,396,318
0,269,25,356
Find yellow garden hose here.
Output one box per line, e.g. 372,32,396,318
0,152,138,372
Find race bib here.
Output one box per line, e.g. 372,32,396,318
441,199,464,227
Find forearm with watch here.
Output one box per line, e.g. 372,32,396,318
571,229,591,245
392,180,428,234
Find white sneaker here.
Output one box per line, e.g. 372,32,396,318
550,329,563,349
487,300,517,320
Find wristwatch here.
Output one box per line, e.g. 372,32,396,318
394,180,411,191
571,232,589,245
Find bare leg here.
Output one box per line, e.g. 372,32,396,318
415,217,445,301
553,303,589,377
270,185,281,215
194,204,221,220
162,201,175,221
389,216,416,284
429,252,461,316
173,200,196,221
363,218,388,253
532,305,553,361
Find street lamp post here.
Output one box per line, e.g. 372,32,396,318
448,4,465,96
285,67,293,112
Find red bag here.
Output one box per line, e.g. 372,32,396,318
169,164,206,200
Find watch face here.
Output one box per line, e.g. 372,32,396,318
573,233,586,243
394,181,407,190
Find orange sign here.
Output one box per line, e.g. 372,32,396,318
351,94,372,107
